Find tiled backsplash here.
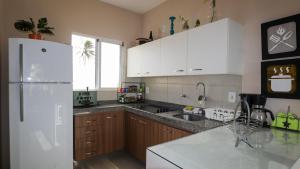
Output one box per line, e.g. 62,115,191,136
142,75,242,109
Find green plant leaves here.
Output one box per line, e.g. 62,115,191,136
37,17,47,29
37,17,55,35
14,17,55,35
14,18,35,33
81,40,95,63
38,28,55,35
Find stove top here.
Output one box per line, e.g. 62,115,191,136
130,104,178,114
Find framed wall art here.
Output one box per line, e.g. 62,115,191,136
261,58,300,99
261,13,300,60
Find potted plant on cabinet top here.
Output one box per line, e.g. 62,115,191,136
14,17,55,40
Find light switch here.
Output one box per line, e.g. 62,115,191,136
146,86,150,94
228,92,236,103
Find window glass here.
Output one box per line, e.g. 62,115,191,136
72,34,121,90
72,34,96,90
100,42,120,88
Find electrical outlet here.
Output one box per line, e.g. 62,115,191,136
146,86,150,94
228,92,236,103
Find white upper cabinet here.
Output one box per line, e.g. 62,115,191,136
127,18,243,77
127,40,161,77
187,18,243,75
127,46,142,77
161,31,187,76
140,40,162,77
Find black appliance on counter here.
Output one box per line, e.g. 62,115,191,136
239,93,274,127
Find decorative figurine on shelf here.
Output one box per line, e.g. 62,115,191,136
169,16,176,35
179,16,189,30
149,31,153,41
195,19,201,27
204,0,217,23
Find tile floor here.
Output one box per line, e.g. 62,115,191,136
74,151,145,169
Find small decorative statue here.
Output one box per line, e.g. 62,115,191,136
195,19,201,27
204,0,217,23
179,16,189,30
169,16,176,35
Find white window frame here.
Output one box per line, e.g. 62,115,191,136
72,32,123,91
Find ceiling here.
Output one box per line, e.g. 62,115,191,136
100,0,167,14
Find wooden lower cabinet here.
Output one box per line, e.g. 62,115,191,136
74,114,100,160
114,111,125,151
126,113,150,162
75,111,191,162
125,112,191,162
102,111,125,154
136,117,149,162
74,111,124,161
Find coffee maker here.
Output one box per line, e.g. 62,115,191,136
240,94,274,127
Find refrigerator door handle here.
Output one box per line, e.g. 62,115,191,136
19,44,24,122
19,44,23,82
20,84,24,122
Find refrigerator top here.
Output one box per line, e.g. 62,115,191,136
9,38,73,83
9,38,71,47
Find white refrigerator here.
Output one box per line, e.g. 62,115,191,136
8,38,73,169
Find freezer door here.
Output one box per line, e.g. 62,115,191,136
9,38,72,83
9,83,73,169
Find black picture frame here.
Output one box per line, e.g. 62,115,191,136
261,13,300,60
261,58,300,99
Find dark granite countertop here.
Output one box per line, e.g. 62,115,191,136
73,101,223,133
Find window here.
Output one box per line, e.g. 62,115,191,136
72,34,121,90
100,42,120,88
72,34,96,90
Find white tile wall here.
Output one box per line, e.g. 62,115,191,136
142,75,242,109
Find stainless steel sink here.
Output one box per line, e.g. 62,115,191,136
173,113,205,121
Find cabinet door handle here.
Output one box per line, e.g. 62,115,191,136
86,141,94,144
85,152,95,156
144,72,150,74
85,130,96,134
190,68,203,71
175,69,184,72
138,120,147,125
106,116,112,119
85,120,96,124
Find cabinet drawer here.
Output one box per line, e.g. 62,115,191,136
102,112,117,119
75,136,97,150
75,115,98,128
75,148,98,160
75,126,98,139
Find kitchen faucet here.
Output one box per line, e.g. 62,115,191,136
196,82,206,106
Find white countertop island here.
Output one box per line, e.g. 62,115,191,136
147,126,300,169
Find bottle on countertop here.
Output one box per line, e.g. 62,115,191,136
149,31,153,41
